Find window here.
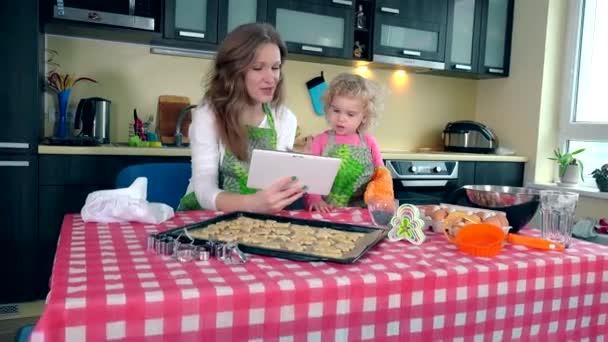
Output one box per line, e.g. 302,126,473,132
560,0,608,188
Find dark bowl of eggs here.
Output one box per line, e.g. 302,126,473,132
461,185,540,233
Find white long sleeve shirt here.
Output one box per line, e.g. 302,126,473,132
186,104,298,210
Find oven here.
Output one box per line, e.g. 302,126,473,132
386,160,463,205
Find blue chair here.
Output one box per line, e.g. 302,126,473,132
115,163,192,209
15,324,34,342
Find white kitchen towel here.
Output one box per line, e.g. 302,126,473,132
81,177,174,224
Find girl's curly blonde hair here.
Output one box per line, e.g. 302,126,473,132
322,73,383,132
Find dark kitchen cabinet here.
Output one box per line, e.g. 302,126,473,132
268,0,355,59
162,0,267,49
444,0,481,74
445,0,513,77
0,0,43,304
474,161,523,186
458,161,524,186
164,0,220,44
477,0,514,76
0,157,38,303
1,0,42,155
373,0,448,69
37,154,191,298
457,161,476,186
352,0,374,60
218,0,268,42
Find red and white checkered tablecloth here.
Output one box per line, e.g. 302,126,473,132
31,208,608,342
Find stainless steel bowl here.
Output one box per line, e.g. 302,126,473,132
464,185,540,208
462,185,541,233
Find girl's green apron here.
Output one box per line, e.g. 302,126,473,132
323,131,374,207
177,105,277,210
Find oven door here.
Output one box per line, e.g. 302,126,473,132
393,179,461,205
386,160,468,206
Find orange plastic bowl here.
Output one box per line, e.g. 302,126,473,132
453,223,506,257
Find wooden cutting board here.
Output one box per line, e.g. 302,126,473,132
157,95,192,144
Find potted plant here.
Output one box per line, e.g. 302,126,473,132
591,164,608,192
549,148,585,184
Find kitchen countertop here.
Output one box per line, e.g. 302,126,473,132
381,150,528,162
38,143,191,157
38,145,528,162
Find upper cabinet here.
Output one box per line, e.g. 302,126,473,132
218,0,268,42
267,0,355,59
164,0,219,44
164,0,267,46
478,0,513,76
445,0,513,77
372,0,448,69
43,0,515,79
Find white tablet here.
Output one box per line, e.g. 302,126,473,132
247,149,342,195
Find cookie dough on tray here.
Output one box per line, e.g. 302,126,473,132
188,217,366,258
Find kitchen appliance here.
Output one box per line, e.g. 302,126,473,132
74,97,111,143
387,159,464,205
442,120,497,153
53,0,158,31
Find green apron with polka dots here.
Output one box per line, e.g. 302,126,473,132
177,105,277,210
323,131,374,207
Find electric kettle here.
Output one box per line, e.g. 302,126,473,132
74,97,111,143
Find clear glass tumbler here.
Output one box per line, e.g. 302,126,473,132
539,190,579,248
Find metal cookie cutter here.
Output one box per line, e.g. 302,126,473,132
147,234,157,251
162,236,176,257
222,243,247,264
175,241,194,262
193,246,210,261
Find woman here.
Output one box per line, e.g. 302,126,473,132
178,23,304,212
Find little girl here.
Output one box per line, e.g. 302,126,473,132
306,73,384,212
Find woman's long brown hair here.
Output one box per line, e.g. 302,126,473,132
204,23,288,161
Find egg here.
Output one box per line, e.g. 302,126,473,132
418,205,431,216
431,209,448,221
483,215,503,227
497,214,509,227
469,214,482,223
475,211,490,221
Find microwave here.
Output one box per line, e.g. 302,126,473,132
54,0,158,31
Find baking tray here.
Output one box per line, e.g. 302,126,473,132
157,211,387,264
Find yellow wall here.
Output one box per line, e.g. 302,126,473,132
475,0,550,183
576,197,608,220
45,35,477,151
476,0,607,218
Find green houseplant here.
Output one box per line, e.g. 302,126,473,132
591,164,608,192
549,148,585,184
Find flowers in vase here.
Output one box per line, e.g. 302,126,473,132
46,71,97,93
46,71,97,137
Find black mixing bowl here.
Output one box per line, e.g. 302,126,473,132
449,185,541,233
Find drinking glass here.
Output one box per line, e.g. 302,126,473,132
539,190,579,248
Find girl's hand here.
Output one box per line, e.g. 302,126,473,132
248,176,305,213
309,200,333,213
